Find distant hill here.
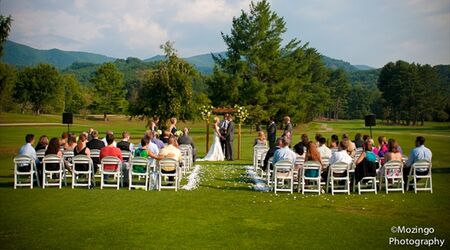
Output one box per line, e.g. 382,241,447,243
321,55,374,72
1,40,115,69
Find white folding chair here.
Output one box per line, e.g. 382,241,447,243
121,150,132,163
407,160,432,193
273,160,294,194
326,162,350,195
158,158,180,191
14,155,40,189
379,160,404,194
129,157,150,191
299,161,322,194
72,155,95,189
63,150,74,179
266,157,274,186
90,149,101,178
100,156,122,190
42,155,65,189
36,149,45,161
179,144,193,175
293,155,305,188
253,145,268,173
258,151,268,178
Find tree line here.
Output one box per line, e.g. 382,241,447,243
0,1,448,126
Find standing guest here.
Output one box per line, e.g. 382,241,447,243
18,134,39,171
168,117,177,136
376,136,388,157
102,131,117,147
318,137,332,159
272,137,297,165
99,134,123,171
263,137,283,171
294,134,309,156
87,128,94,141
304,141,323,177
74,133,91,171
354,133,364,148
267,116,277,148
35,135,49,151
117,131,134,152
254,131,267,146
403,136,432,184
219,114,229,155
151,131,165,149
354,140,378,183
44,137,64,171
177,128,197,162
150,116,160,131
158,136,182,181
87,130,105,150
282,116,293,144
330,134,339,149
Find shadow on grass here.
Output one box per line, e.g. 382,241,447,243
199,184,254,192
214,176,253,184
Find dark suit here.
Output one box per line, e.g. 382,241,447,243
284,122,293,146
219,119,228,155
178,135,197,161
226,121,234,160
267,122,277,148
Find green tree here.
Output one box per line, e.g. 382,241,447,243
61,74,88,113
90,62,127,121
0,62,17,112
0,15,12,57
14,64,63,115
129,41,197,124
326,69,350,119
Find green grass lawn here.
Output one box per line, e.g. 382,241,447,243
0,113,449,249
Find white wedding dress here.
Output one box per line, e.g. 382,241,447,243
197,126,225,161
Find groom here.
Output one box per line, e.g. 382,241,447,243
225,115,235,161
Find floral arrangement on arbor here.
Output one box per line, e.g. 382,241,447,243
199,105,214,121
234,104,249,124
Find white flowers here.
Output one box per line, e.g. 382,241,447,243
199,105,214,121
175,130,183,137
234,104,249,124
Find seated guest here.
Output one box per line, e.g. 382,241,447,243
60,132,69,148
254,131,267,146
272,137,297,165
384,139,402,162
73,133,91,171
293,134,309,156
354,133,364,148
177,128,197,162
388,138,403,155
35,135,49,151
117,131,134,152
263,137,283,171
87,128,94,141
354,140,378,183
318,137,332,159
403,136,432,184
160,131,171,144
151,131,165,149
315,133,322,146
342,134,356,157
18,134,39,171
87,130,105,150
368,138,379,155
158,136,182,181
362,134,370,142
329,140,353,166
64,134,77,151
134,138,162,173
376,136,388,157
44,137,64,171
100,134,123,172
304,141,323,177
102,131,117,147
330,134,339,149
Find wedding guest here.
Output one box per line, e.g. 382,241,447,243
44,137,64,171
282,116,293,143
18,134,38,171
99,133,123,171
354,140,378,183
87,128,94,141
161,131,171,144
263,137,283,171
272,137,297,165
254,131,267,146
368,138,379,155
60,132,69,148
64,134,77,151
354,133,364,148
35,135,49,151
178,128,197,161
294,134,309,156
117,131,134,152
329,140,353,166
314,133,322,146
330,134,339,149
73,133,91,171
151,131,165,149
169,117,177,136
87,130,105,150
384,139,402,162
304,141,323,177
150,116,160,131
267,116,277,148
388,138,403,155
376,136,388,157
363,134,370,142
403,136,432,184
343,134,356,157
102,131,117,147
318,137,332,159
158,136,182,181
133,137,162,173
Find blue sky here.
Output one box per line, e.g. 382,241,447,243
2,0,449,67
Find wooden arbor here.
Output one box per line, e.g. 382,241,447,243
204,107,242,160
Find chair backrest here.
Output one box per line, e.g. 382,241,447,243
329,161,350,174
63,150,74,158
42,154,63,170
295,155,305,166
356,147,364,153
179,144,193,152
36,149,46,160
121,150,132,161
101,156,121,171
130,156,149,173
14,155,34,172
303,161,321,170
321,156,330,168
412,160,431,172
90,149,100,158
274,160,293,173
330,147,339,154
159,158,179,170
353,150,363,162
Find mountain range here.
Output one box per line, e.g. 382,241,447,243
1,40,375,74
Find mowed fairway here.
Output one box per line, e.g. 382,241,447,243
0,113,449,249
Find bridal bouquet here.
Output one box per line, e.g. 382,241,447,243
175,130,183,137
199,105,214,121
234,105,249,124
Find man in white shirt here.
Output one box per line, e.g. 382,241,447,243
18,134,38,171
318,137,332,159
102,131,117,147
329,139,353,165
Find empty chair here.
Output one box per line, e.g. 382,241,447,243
379,160,404,194
42,154,65,189
273,160,294,194
299,161,322,194
72,155,95,189
100,156,122,190
14,155,40,189
326,162,350,195
179,144,193,174
406,160,432,193
129,157,150,191
158,158,180,191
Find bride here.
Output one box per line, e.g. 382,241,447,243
197,116,225,161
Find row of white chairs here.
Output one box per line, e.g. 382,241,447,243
252,145,433,195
